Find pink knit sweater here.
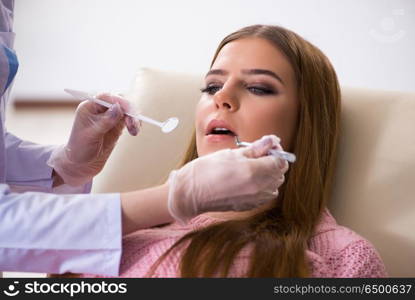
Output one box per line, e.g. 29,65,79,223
82,208,387,278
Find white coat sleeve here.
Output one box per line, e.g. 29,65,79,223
4,132,92,194
0,184,122,276
4,132,55,188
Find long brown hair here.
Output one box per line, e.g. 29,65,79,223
150,24,341,277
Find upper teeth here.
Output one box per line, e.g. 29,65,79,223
214,128,229,131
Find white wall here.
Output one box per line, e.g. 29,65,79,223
10,0,415,101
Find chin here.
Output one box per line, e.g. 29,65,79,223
198,143,239,157
197,148,216,157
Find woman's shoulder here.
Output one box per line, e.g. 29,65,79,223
308,208,387,277
311,209,364,251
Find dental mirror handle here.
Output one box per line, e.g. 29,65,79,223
83,96,164,127
124,113,179,133
126,112,162,127
64,89,179,133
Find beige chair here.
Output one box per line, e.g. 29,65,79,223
92,68,415,277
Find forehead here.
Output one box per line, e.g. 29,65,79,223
212,37,294,82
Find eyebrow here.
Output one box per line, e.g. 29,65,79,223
205,68,285,85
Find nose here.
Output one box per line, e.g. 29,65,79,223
213,86,239,112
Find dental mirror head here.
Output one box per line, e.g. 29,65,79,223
161,117,179,133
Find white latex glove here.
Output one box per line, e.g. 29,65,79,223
47,93,141,186
167,135,289,224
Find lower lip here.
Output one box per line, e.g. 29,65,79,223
205,134,236,144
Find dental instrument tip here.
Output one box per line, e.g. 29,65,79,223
234,135,296,163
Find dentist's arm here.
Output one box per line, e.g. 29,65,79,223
0,186,122,276
121,135,288,233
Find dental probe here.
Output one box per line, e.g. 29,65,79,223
234,136,296,163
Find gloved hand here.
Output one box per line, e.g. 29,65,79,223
47,93,141,186
167,135,289,224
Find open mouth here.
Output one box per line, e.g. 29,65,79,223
208,127,236,136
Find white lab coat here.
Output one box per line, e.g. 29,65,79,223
0,0,121,276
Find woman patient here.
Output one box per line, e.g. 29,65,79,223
66,24,387,277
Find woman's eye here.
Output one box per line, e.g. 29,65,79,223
248,86,275,95
200,85,222,95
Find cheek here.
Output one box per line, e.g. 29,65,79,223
242,102,296,149
244,102,281,131
195,98,211,134
194,98,213,155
